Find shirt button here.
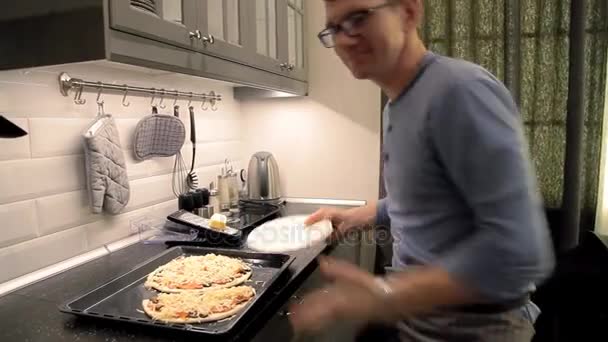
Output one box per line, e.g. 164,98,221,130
387,125,393,133
384,153,389,162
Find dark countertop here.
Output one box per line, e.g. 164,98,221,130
0,202,346,342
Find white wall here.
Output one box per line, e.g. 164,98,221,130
240,1,382,204
0,62,242,282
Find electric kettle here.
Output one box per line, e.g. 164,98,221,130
246,152,282,202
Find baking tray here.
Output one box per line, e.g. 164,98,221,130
59,246,295,336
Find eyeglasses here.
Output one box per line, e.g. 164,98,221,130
318,1,397,48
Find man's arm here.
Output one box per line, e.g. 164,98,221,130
376,197,391,228
427,77,555,301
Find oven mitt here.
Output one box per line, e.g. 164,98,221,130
133,114,185,160
83,114,130,215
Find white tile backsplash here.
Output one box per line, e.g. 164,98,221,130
0,226,87,283
0,200,38,248
115,118,141,149
83,207,152,250
36,190,100,236
29,118,91,157
124,174,174,212
0,62,242,283
0,155,85,205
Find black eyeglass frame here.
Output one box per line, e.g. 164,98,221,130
317,1,398,48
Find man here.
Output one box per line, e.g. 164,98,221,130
289,0,555,341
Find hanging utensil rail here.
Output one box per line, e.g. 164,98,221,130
58,72,222,106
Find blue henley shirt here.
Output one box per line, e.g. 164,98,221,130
377,52,555,302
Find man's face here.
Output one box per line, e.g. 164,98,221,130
324,0,413,80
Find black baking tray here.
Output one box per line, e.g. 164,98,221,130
59,246,295,336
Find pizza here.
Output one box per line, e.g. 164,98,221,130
142,286,256,323
145,254,252,293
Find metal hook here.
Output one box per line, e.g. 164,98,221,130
187,92,194,107
96,83,105,116
209,91,218,111
96,82,104,105
150,89,157,107
173,90,179,107
158,89,166,109
73,85,86,105
122,86,131,107
201,97,209,111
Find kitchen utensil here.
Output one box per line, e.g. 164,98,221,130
171,105,190,197
164,203,282,248
247,151,282,203
239,169,248,198
200,206,214,219
227,170,240,208
247,215,332,253
168,210,241,242
186,105,199,189
209,184,220,214
192,189,204,209
191,188,209,216
177,192,194,212
217,168,231,211
0,115,27,138
59,246,295,337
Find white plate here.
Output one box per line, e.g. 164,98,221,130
246,215,333,253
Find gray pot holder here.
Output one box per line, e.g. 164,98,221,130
133,114,186,160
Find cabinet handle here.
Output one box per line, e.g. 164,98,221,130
201,34,215,45
189,30,202,40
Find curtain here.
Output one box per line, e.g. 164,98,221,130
420,0,608,228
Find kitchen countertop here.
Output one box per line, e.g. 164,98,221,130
0,202,353,342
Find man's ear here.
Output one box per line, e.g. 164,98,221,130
399,0,424,28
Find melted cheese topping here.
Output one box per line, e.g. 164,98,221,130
145,286,255,321
149,254,250,289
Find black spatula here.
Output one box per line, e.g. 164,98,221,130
0,115,27,138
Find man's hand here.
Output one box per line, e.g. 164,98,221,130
289,256,392,333
305,203,378,241
289,257,478,334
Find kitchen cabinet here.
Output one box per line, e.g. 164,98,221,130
109,0,198,50
285,0,307,81
241,0,307,82
0,0,308,95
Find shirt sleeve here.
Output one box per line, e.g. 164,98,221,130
376,198,391,227
428,77,555,301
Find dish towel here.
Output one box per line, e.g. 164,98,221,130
83,114,130,214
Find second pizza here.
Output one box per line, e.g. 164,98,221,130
145,254,252,293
